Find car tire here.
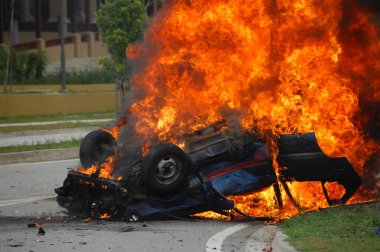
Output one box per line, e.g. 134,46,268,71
79,129,117,168
142,142,192,195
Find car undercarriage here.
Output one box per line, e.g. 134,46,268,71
55,122,362,221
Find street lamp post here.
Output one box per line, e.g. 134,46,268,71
60,0,67,92
3,0,15,93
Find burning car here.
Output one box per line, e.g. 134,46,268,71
55,121,362,221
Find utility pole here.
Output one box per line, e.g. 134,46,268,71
3,0,15,93
0,0,4,44
60,0,67,92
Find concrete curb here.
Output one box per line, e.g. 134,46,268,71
272,229,299,252
0,147,79,165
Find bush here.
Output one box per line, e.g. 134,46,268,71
0,47,115,85
16,69,116,85
0,48,47,84
0,47,6,70
63,69,116,84
26,51,47,79
0,47,6,83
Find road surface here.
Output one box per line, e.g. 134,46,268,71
0,160,277,252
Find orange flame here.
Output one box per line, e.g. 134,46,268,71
76,0,379,220
76,155,116,179
101,118,127,141
126,0,379,218
100,213,111,219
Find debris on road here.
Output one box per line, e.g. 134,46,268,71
27,223,39,228
121,226,135,232
262,244,272,252
8,240,24,247
38,227,46,236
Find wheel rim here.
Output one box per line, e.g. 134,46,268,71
155,155,181,185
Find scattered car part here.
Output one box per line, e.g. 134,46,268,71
79,129,117,167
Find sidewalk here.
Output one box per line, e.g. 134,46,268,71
0,118,114,147
0,127,97,147
0,118,113,164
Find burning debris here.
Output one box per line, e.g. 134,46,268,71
27,223,39,228
56,0,379,220
27,222,46,236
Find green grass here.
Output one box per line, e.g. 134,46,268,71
282,202,380,252
0,122,109,133
0,111,115,124
0,90,115,94
0,138,83,153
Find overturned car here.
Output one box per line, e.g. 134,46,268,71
55,121,362,221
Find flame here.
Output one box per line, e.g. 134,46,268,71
101,118,127,141
100,213,111,219
76,0,379,219
126,0,379,218
141,141,152,156
76,156,116,179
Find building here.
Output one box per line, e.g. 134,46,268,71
0,0,159,62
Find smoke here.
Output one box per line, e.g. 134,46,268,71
338,0,380,144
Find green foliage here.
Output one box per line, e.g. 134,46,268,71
0,47,7,69
12,51,28,80
0,49,48,83
97,56,118,77
0,111,114,124
59,69,115,84
96,0,148,79
0,47,7,82
27,50,47,79
12,69,116,85
282,202,380,252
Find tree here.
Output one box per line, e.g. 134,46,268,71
96,0,148,81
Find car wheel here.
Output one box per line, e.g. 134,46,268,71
79,129,117,167
142,142,191,195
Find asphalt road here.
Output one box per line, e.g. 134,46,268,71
0,160,277,252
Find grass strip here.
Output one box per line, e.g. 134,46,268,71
0,111,115,124
0,139,82,153
0,122,109,133
282,202,380,252
0,90,115,94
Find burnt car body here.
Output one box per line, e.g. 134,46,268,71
55,124,362,221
